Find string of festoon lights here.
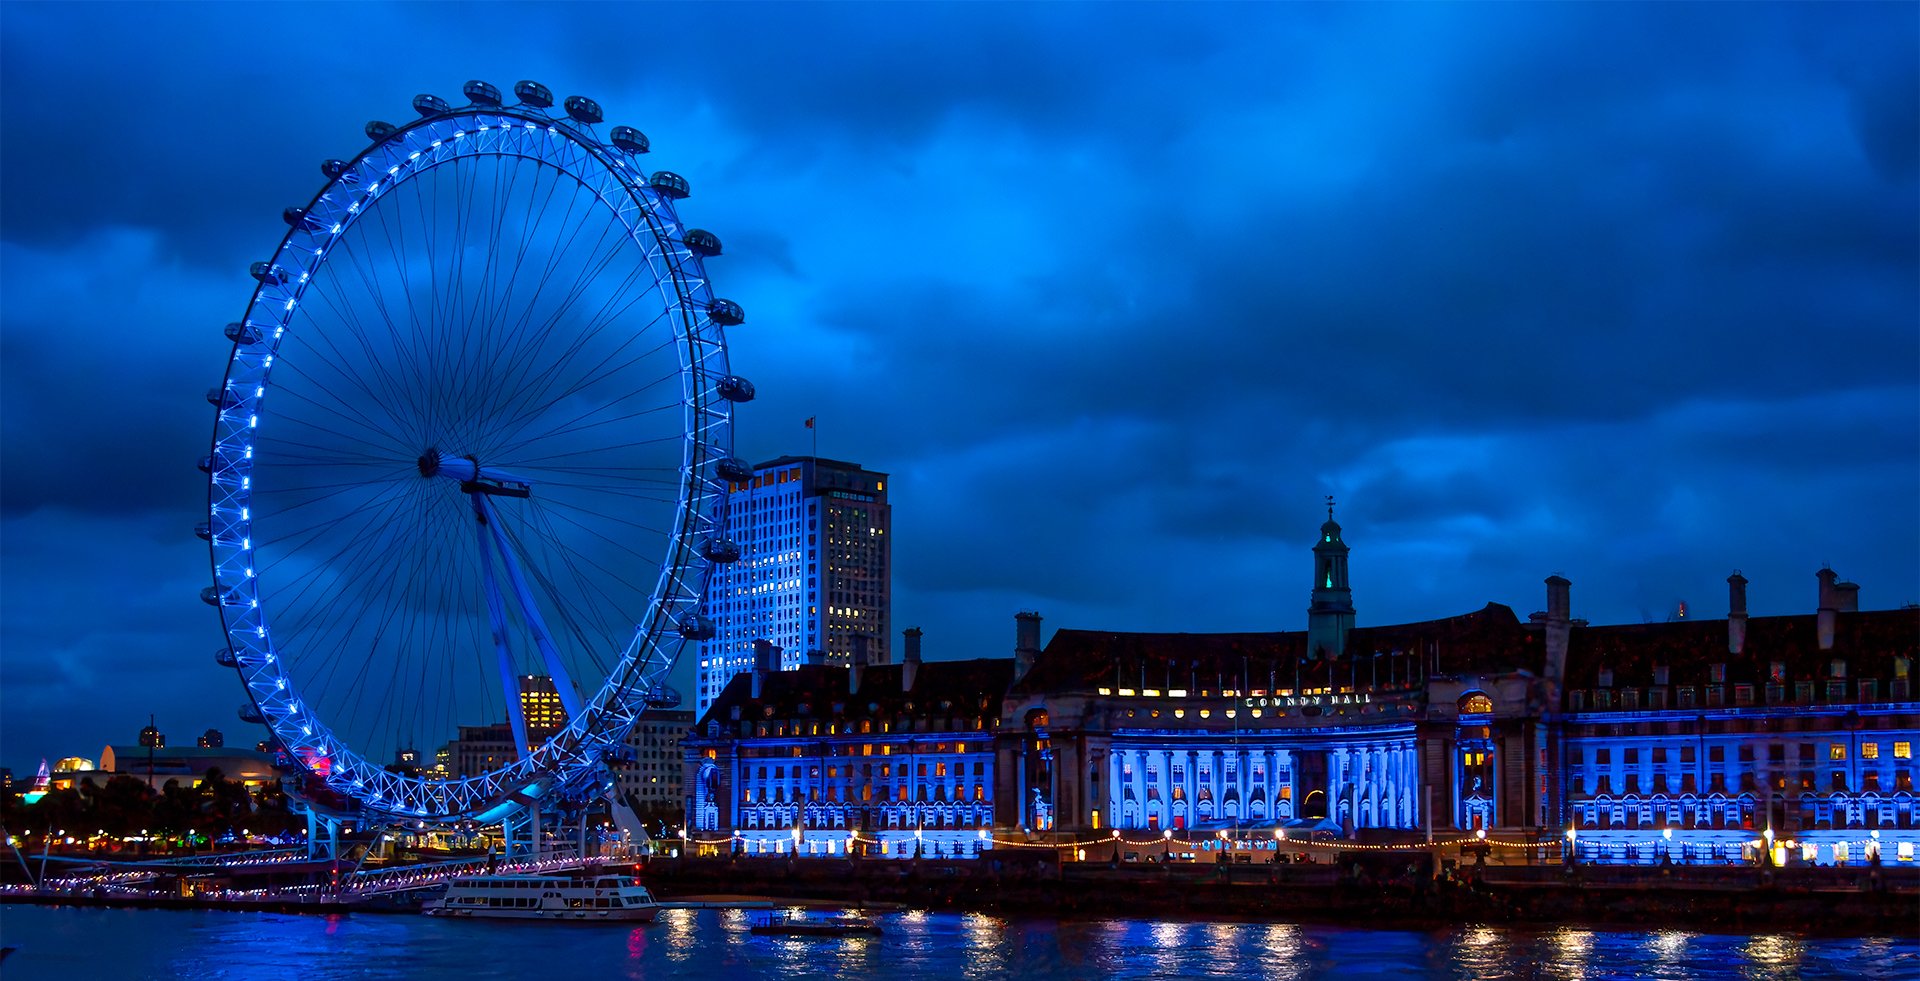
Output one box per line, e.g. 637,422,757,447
677,826,1899,855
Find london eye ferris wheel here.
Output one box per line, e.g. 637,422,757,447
200,80,752,824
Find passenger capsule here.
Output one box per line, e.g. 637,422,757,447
716,375,755,402
365,120,399,142
202,585,243,608
248,263,286,288
707,298,745,327
412,93,452,117
226,322,264,345
197,455,216,474
207,387,233,407
514,80,554,108
214,647,239,668
321,159,350,180
195,521,213,542
238,704,266,724
702,537,741,563
563,95,603,125
677,615,717,641
463,79,503,106
647,171,690,199
715,457,753,483
282,206,316,228
684,229,722,257
611,126,649,154
645,685,684,710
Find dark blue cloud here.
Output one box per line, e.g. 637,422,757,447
1,3,1913,767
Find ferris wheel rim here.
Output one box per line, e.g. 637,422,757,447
204,94,736,821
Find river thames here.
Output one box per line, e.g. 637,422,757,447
1,907,1915,980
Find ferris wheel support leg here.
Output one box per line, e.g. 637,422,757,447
302,805,343,862
472,494,532,757
476,495,587,722
500,805,542,861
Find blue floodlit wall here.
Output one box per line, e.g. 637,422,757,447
681,658,1010,860
1100,731,1421,832
1561,704,1918,866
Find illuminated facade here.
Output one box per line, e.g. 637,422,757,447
449,722,517,779
1558,572,1916,867
617,710,693,809
518,674,569,742
697,457,891,718
684,514,1918,868
1000,606,1538,838
682,633,1005,859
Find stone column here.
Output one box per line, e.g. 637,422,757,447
1237,748,1250,818
1130,749,1146,825
1156,747,1172,823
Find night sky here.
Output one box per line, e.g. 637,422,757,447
2,3,1915,769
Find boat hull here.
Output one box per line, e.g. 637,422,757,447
424,906,659,923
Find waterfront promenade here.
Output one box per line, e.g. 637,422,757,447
12,854,1909,936
640,854,1920,936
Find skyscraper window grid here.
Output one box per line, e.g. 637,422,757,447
697,458,891,718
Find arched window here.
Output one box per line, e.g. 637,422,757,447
1460,693,1494,715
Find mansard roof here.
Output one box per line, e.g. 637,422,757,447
1563,608,1919,689
694,658,1016,732
1014,602,1541,695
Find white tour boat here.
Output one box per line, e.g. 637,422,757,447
423,873,661,922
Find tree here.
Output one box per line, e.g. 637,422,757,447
199,769,253,836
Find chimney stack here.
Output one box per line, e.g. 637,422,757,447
1014,611,1042,683
806,648,826,667
1817,568,1838,650
752,640,779,699
1543,576,1572,685
1834,580,1860,613
1727,572,1749,655
850,634,870,695
902,627,923,693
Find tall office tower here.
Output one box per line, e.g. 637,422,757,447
518,674,569,742
696,456,891,718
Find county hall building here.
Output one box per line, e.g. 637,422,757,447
683,511,1917,866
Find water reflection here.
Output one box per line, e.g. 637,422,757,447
1740,934,1805,980
0,908,1910,981
1258,923,1306,981
1553,927,1595,981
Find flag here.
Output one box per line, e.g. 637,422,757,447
804,417,815,429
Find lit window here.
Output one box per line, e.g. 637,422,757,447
1830,744,1847,761
1896,742,1912,759
1862,742,1879,760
